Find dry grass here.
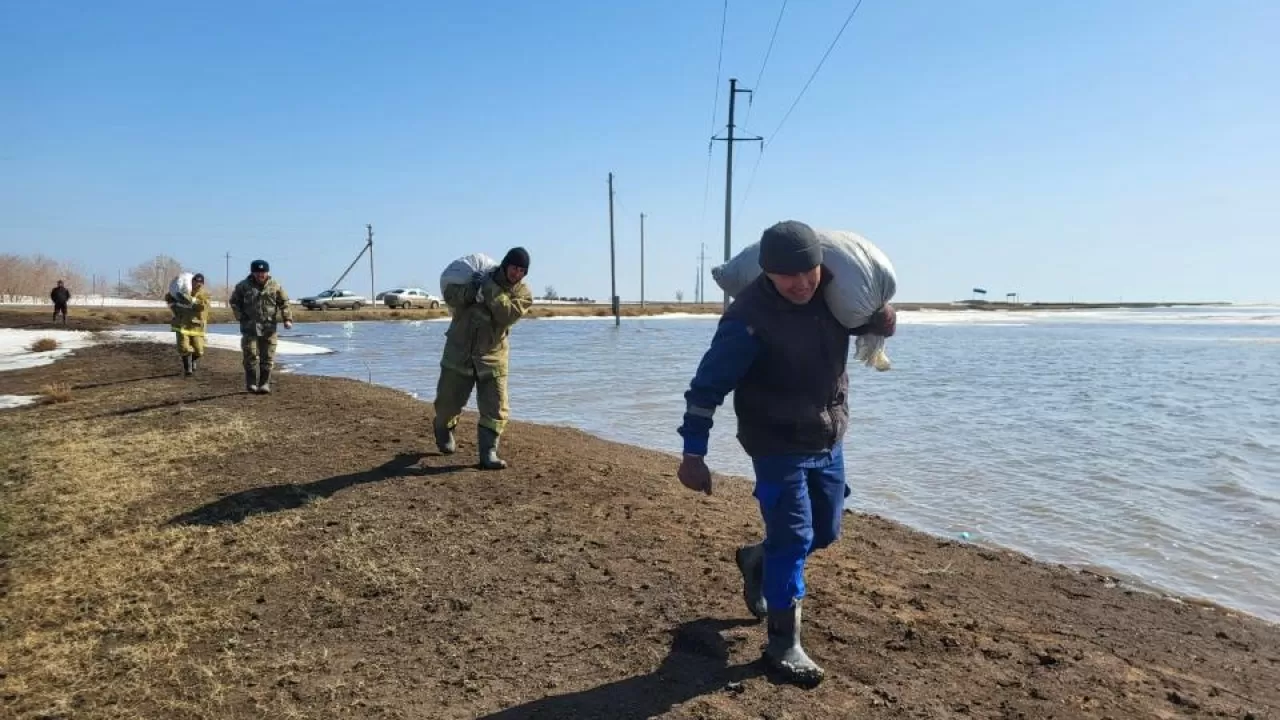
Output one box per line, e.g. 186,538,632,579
28,337,59,352
38,382,72,404
0,407,305,719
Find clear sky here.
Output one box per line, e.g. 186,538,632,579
2,0,1276,303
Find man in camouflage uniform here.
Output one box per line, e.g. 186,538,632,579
229,259,293,394
164,272,212,377
433,247,533,470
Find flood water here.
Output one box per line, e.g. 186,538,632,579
154,305,1280,622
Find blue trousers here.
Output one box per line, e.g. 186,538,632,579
751,446,849,610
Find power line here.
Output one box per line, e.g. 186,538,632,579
736,0,868,223
698,0,731,242
741,0,789,134
766,0,866,146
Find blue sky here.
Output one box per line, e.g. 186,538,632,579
2,0,1276,303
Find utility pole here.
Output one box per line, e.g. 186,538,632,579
639,213,646,308
225,251,231,300
608,172,618,327
712,77,763,310
698,242,707,304
367,224,375,302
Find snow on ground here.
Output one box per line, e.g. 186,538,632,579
0,328,331,376
0,394,40,409
1,295,227,308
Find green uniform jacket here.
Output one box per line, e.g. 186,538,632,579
229,275,293,336
165,287,212,336
441,272,533,378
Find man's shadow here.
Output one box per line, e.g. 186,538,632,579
478,617,765,720
166,453,468,527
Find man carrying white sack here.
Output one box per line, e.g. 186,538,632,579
676,220,896,686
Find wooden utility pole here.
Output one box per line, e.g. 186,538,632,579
713,77,763,310
639,213,646,308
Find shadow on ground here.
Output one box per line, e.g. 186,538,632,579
478,618,766,719
167,453,467,526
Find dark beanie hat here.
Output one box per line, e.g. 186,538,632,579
192,273,205,283
759,221,822,274
501,247,530,270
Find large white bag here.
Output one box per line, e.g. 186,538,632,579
711,228,897,370
168,272,194,303
439,253,499,298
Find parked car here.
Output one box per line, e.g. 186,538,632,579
300,289,368,310
382,287,441,309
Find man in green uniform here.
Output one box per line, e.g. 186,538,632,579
433,247,533,469
229,259,293,394
164,272,212,377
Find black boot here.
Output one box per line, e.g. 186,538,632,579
257,365,272,394
190,355,200,373
181,355,193,377
735,543,768,619
244,367,259,393
765,602,824,687
433,418,456,454
478,427,507,470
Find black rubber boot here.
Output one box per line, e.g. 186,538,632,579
257,366,272,394
181,355,193,377
433,418,456,455
244,367,259,393
190,355,200,373
735,543,768,619
764,602,824,687
478,427,508,470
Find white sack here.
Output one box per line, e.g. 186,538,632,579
439,253,499,298
711,228,897,370
168,272,194,303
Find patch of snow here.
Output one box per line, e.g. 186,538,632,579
0,394,40,409
0,327,332,373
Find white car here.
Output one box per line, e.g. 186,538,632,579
382,287,441,309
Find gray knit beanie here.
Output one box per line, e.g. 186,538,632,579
759,221,823,274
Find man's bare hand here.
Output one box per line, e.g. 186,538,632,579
284,320,293,330
678,454,713,496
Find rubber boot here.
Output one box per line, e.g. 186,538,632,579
181,355,193,377
764,602,824,687
735,543,768,619
478,426,508,470
190,355,200,373
433,418,456,455
244,367,259,393
256,365,272,394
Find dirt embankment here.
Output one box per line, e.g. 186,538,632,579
0,342,1276,719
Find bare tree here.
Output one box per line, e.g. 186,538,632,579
128,255,185,298
543,285,559,301
675,289,684,303
0,253,88,302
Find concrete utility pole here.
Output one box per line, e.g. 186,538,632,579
608,172,618,327
639,213,646,308
225,252,231,299
367,224,375,302
712,77,763,310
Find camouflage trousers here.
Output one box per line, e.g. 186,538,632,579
434,367,509,434
176,332,206,358
240,333,278,371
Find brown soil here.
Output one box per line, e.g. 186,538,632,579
1,342,1276,720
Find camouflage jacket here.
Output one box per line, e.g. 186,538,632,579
440,271,533,378
165,287,212,336
229,275,292,336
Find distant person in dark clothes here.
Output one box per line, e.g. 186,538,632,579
50,280,71,324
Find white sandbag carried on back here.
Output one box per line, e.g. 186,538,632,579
711,228,897,370
168,272,194,304
439,253,499,298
